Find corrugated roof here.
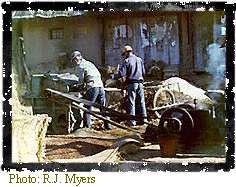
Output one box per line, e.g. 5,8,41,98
12,10,84,19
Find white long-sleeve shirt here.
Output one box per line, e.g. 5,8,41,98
76,59,104,90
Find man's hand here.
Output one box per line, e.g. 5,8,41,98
69,84,84,92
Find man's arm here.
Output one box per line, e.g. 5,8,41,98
77,66,85,87
112,63,126,80
68,67,85,92
112,62,127,80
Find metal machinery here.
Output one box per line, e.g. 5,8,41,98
29,73,225,157
144,90,225,156
30,73,82,134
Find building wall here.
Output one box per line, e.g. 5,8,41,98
14,12,225,75
104,14,180,68
19,16,102,73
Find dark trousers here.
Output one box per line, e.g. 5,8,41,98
83,87,111,129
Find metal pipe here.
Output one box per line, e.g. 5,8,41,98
151,102,185,111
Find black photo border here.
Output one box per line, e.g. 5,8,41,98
1,1,235,172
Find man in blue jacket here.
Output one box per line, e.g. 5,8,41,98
112,45,147,127
71,50,112,130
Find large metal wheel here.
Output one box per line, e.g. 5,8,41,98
153,88,176,118
159,107,194,130
158,107,195,156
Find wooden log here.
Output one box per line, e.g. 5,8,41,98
12,114,52,163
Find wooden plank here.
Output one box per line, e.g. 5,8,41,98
45,88,149,122
104,87,122,92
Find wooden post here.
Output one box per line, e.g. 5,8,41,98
101,17,106,66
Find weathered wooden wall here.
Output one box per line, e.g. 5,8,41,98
104,14,180,68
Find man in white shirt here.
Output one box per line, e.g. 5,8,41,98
71,50,112,130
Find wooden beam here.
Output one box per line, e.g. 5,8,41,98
45,88,150,123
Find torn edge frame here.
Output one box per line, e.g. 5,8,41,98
1,1,235,172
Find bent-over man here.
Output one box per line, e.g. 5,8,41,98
71,50,112,130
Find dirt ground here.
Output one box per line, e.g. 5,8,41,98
45,125,226,163
45,126,143,161
45,135,113,161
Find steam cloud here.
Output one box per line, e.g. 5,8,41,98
206,41,226,90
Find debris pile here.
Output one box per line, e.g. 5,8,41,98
161,77,213,108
